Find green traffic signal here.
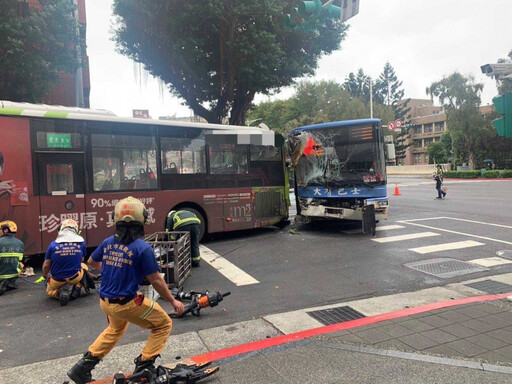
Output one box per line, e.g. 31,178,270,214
283,0,341,32
492,92,512,138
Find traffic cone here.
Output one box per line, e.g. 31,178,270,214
393,184,401,196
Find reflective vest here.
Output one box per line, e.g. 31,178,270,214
166,210,201,231
0,234,24,281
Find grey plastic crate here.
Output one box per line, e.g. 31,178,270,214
144,231,191,288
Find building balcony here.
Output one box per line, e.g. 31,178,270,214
411,147,427,153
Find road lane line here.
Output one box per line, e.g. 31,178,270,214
469,257,512,267
372,232,439,243
376,225,406,231
398,220,512,246
440,217,512,230
200,245,259,286
409,240,485,254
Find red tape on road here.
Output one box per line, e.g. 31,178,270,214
190,292,512,363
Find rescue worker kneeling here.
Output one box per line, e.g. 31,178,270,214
165,209,202,267
43,219,93,306
0,221,24,295
67,197,184,384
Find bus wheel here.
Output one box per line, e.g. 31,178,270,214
181,207,206,242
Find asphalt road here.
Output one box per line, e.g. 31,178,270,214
2,176,512,369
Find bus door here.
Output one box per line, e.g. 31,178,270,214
36,152,87,248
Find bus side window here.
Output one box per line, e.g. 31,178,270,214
161,137,206,175
209,144,248,174
91,133,157,191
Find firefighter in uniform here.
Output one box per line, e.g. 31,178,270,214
42,219,93,306
165,210,202,267
67,197,184,384
0,221,24,295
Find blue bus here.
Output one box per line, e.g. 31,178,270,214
288,119,388,224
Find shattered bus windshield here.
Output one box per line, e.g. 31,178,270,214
292,125,385,188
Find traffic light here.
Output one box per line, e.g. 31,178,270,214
283,0,341,33
492,92,512,138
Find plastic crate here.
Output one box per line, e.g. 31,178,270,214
144,232,191,288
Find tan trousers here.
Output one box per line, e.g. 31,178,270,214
46,263,87,299
88,296,172,361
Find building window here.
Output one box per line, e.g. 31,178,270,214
424,123,434,133
424,138,434,146
413,139,422,148
413,125,422,135
414,154,423,164
161,136,206,174
91,133,157,191
435,122,444,131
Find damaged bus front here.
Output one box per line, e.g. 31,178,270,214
288,119,388,223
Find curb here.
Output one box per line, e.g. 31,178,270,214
189,292,512,364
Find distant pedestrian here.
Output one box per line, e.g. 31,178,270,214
434,164,446,199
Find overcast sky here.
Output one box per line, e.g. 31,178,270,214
85,0,512,118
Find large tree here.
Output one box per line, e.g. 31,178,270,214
112,0,346,125
427,73,485,169
343,68,372,102
497,49,512,95
0,0,83,102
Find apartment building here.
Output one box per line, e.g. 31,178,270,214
401,99,447,165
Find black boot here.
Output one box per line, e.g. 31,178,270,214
67,352,100,384
70,285,81,300
134,354,159,377
59,284,72,306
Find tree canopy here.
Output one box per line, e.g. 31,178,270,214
248,80,396,133
0,0,83,102
112,0,347,125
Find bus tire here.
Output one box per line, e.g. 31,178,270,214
275,219,290,229
179,207,206,242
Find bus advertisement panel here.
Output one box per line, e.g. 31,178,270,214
0,101,288,260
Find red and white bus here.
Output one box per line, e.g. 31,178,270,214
0,101,289,260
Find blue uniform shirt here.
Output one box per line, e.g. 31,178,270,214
45,241,86,280
91,236,160,299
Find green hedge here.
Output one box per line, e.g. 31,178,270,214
500,170,512,178
443,170,480,178
483,170,500,178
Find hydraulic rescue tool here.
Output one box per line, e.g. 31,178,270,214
110,361,219,384
168,288,231,317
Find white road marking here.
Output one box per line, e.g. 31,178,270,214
440,217,512,230
398,220,512,246
372,232,439,243
469,257,512,267
409,240,485,254
343,225,405,235
200,245,259,286
376,225,406,231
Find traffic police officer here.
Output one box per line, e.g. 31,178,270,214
0,221,24,295
42,219,92,306
67,197,184,384
165,210,202,267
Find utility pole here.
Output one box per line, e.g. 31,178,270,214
369,79,373,119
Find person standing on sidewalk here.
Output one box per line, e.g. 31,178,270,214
67,197,184,384
434,164,447,199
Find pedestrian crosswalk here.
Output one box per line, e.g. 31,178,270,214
408,240,485,254
371,231,440,243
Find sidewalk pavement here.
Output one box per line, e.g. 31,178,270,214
193,296,512,383
3,294,512,383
